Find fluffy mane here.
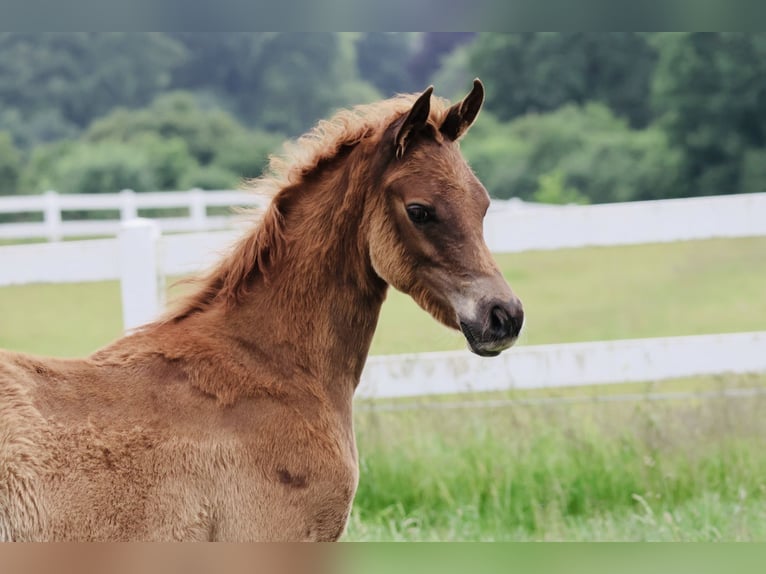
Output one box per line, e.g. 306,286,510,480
162,93,453,323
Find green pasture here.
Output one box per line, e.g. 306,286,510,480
346,371,766,541
1,236,764,358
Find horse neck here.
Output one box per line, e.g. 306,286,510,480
199,152,387,408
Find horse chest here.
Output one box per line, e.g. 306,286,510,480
213,448,358,542
207,413,359,541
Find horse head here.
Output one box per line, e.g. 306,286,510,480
368,80,524,357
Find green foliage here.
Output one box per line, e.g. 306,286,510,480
250,33,381,134
355,33,416,95
134,135,196,190
81,91,286,189
740,148,766,194
20,135,206,195
180,165,240,190
0,108,79,149
652,33,766,196
18,141,77,194
2,33,765,203
171,33,381,136
408,33,476,87
85,91,247,166
0,132,21,194
0,33,184,140
469,33,657,127
429,45,473,101
532,171,589,205
462,104,682,203
52,142,156,194
212,130,285,181
84,91,283,181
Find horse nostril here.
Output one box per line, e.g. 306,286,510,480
489,302,523,339
490,305,511,338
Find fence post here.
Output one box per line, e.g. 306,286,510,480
119,219,162,331
189,188,206,230
43,190,62,242
119,189,137,221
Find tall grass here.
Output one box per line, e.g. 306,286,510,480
346,374,766,541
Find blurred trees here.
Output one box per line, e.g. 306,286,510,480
469,33,656,128
170,33,380,135
0,132,21,195
355,33,416,95
0,33,184,144
20,92,285,194
461,104,681,203
0,33,762,203
652,33,766,197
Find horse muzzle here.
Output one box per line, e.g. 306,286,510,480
458,296,524,357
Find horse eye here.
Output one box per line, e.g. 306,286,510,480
406,204,432,224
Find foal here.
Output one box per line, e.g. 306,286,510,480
0,80,523,541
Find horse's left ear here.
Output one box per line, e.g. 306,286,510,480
440,78,485,141
395,86,433,159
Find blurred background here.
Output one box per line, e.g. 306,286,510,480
1,32,764,204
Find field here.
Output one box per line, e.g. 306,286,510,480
347,371,766,541
1,236,766,540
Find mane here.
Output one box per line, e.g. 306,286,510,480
162,93,453,323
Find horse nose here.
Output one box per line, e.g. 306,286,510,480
488,298,524,340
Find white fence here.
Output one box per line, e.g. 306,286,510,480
484,192,766,252
0,189,263,241
358,331,766,399
1,192,766,398
2,190,766,250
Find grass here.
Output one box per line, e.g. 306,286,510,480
345,372,766,541
1,237,765,357
0,280,123,356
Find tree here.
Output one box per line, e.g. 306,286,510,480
652,33,766,196
468,33,657,127
0,33,185,141
244,33,380,134
0,132,21,195
50,142,157,194
355,33,416,96
21,91,286,194
461,104,682,203
532,171,589,205
170,33,381,135
408,33,475,88
85,91,261,167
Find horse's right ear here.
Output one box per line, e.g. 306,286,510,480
440,78,484,141
395,86,433,159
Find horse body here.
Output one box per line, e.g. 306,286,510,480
1,309,363,541
0,81,523,541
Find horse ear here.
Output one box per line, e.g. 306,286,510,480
440,78,485,141
395,86,433,159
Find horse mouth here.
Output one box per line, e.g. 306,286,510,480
460,321,503,357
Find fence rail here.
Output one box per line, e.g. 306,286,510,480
0,189,264,241
357,331,766,399
2,192,766,399
2,190,766,249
